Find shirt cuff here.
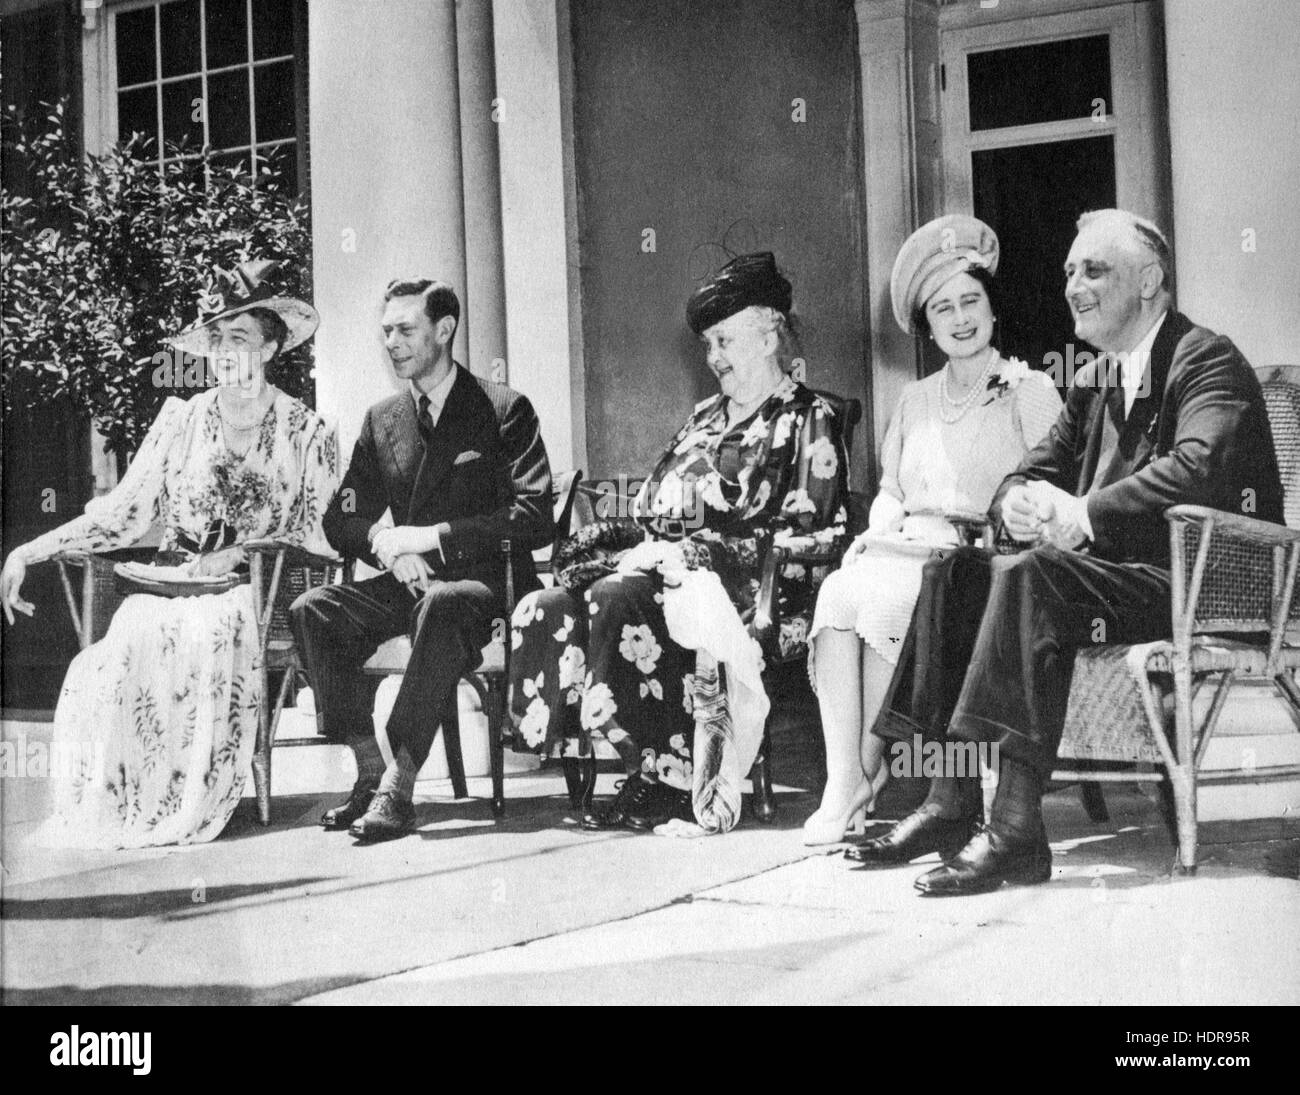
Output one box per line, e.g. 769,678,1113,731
1072,494,1095,542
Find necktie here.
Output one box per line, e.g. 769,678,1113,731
417,394,434,450
1088,361,1125,495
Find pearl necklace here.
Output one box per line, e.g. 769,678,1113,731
938,349,999,424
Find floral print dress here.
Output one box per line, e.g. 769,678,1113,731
509,376,848,787
21,388,338,848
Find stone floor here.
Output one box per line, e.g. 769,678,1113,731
3,678,1298,1006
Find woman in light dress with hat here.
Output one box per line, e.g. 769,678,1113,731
0,261,338,848
802,215,1063,845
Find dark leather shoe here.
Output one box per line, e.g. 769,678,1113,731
626,784,693,830
349,790,415,842
581,776,659,831
913,824,1052,896
321,780,378,830
844,807,977,868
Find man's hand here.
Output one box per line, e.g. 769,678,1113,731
1,553,34,625
372,525,437,570
1002,484,1044,543
391,552,435,596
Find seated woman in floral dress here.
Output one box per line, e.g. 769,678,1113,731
0,261,338,848
510,253,849,832
802,216,1062,844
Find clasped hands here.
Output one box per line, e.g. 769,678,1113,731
1002,480,1090,549
372,524,440,595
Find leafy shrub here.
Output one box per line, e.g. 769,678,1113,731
1,100,313,460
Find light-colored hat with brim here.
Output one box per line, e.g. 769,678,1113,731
167,259,319,358
890,214,999,335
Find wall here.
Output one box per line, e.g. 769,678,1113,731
569,0,870,483
1164,0,1300,368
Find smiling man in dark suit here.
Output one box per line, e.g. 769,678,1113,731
852,209,1284,894
292,278,553,841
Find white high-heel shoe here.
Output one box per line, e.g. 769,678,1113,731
801,765,889,846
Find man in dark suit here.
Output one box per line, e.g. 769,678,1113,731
292,279,553,841
852,208,1284,893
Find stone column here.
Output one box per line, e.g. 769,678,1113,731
854,0,942,471
308,0,468,449
455,0,508,380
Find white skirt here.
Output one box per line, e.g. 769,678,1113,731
32,585,260,850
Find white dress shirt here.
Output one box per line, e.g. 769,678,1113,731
410,363,458,429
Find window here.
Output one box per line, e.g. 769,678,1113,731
939,3,1171,373
110,0,307,196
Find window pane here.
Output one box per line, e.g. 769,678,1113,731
205,0,248,70
254,61,295,143
972,135,1117,369
967,35,1111,131
159,0,202,78
117,86,159,153
207,68,251,149
253,0,295,60
115,7,157,87
255,144,297,197
161,76,205,154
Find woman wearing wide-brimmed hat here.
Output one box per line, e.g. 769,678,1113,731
801,215,1063,845
1,260,338,848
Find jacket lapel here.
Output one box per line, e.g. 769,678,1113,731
406,365,482,522
382,392,422,494
1111,310,1183,478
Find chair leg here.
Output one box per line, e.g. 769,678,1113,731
1079,782,1109,823
488,677,506,819
562,757,583,809
443,701,469,800
1169,764,1198,875
749,725,777,824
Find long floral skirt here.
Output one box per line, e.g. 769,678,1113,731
34,585,260,849
509,572,697,790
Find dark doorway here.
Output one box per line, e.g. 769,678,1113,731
972,135,1117,374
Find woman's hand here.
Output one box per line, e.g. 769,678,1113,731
1,553,34,624
840,530,875,566
189,546,247,578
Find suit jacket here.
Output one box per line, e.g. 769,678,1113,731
323,364,554,590
992,310,1284,566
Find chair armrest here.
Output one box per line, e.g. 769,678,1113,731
944,510,993,548
1165,504,1300,547
1165,505,1300,638
242,538,345,569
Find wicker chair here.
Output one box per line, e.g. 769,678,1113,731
360,469,582,818
1055,364,1300,872
49,539,343,827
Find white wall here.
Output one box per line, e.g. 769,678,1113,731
308,0,467,449
1165,0,1300,368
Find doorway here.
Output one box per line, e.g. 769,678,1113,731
940,2,1171,374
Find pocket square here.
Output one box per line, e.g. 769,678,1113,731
454,450,482,466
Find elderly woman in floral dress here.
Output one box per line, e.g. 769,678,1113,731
0,261,337,848
802,216,1062,845
510,253,849,832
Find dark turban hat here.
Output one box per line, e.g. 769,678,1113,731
686,252,792,336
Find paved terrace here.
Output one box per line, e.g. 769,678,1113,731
3,675,1297,1006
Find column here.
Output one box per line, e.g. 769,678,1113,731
308,0,467,450
854,0,942,470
